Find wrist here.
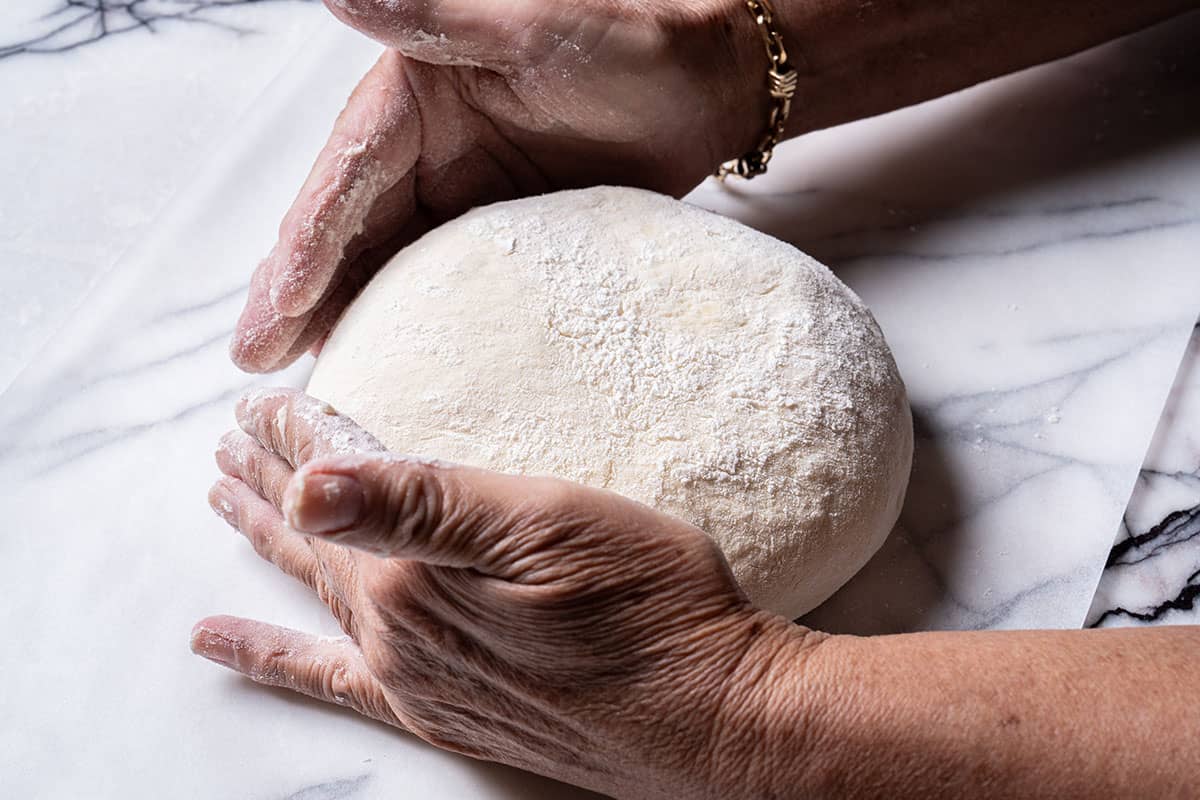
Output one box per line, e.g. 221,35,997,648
717,0,779,160
715,0,830,168
693,609,839,799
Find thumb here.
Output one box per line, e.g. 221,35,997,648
282,453,542,571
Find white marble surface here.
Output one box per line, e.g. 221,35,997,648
2,6,1199,798
751,13,1200,633
0,0,324,392
1088,322,1200,627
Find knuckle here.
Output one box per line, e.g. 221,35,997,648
324,660,355,707
243,451,267,493
331,600,359,639
271,398,294,456
263,468,287,508
255,645,290,684
245,511,278,553
314,572,338,606
292,435,316,467
242,390,286,435
380,465,447,552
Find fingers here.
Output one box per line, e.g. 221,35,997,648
216,431,293,509
211,464,366,639
236,388,386,469
226,388,388,616
209,476,323,592
191,615,401,727
269,54,420,318
230,259,315,373
233,249,386,373
235,387,578,575
231,53,422,373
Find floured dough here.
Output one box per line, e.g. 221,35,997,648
308,186,912,618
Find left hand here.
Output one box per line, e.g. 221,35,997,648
227,0,766,372
193,388,823,798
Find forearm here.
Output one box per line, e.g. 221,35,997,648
761,0,1198,137
726,623,1198,798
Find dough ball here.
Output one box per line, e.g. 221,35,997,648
308,186,912,619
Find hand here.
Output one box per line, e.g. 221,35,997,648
192,389,821,797
230,0,764,372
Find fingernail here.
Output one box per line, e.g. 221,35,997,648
190,624,237,667
284,472,365,534
208,482,238,526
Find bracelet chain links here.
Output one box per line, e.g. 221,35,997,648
715,0,799,180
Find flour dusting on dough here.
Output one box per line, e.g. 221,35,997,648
307,187,913,618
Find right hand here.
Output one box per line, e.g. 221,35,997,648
231,0,765,372
194,389,824,797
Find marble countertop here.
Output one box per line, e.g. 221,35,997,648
0,0,326,393
2,5,1197,797
1088,321,1200,627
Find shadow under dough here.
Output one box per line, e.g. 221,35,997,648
801,410,968,635
784,13,1200,634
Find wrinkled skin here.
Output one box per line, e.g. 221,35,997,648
206,2,1200,798
194,389,816,797
215,3,797,790
231,0,764,372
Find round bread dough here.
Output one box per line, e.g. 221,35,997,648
308,186,912,619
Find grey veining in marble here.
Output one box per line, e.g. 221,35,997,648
2,9,1200,799
1088,322,1200,627
719,12,1200,634
0,0,324,392
0,0,317,59
283,773,372,800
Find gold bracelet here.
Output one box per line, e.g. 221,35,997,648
715,0,798,180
